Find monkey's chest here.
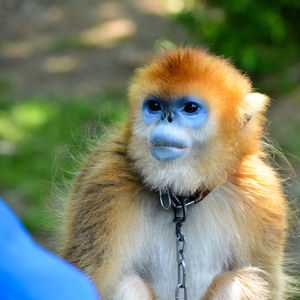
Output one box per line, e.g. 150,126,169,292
137,201,235,300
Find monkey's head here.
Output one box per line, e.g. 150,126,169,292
127,48,269,194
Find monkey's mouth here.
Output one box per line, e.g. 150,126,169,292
151,142,188,161
152,142,188,150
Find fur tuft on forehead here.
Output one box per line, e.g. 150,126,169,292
129,48,252,114
148,48,250,87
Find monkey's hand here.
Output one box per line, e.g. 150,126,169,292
111,275,156,300
201,267,270,300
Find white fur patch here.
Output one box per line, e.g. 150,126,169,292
112,275,154,300
212,267,270,300
128,183,245,300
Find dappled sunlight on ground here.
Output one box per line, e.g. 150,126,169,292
97,2,127,19
0,36,52,58
80,18,137,48
43,56,79,73
165,0,186,14
0,0,185,97
132,0,165,15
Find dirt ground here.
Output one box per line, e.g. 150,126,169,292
0,0,186,97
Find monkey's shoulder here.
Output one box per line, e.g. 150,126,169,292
229,155,288,235
69,135,140,210
232,155,286,201
62,137,140,267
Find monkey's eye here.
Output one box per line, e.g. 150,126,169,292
147,100,162,112
183,102,199,113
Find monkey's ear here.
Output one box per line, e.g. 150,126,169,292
239,93,269,126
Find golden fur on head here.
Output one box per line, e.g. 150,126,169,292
127,48,269,193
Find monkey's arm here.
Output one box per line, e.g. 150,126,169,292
60,135,156,300
202,267,270,300
202,156,288,300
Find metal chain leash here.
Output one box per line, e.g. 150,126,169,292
159,188,211,300
175,218,187,300
159,190,188,300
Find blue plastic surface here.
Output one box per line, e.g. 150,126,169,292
0,198,100,300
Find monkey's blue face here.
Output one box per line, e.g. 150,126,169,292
142,96,208,161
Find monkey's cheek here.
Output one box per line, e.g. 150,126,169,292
151,146,187,161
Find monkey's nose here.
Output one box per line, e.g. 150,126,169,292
161,111,174,123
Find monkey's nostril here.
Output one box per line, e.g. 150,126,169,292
167,112,174,123
161,111,167,120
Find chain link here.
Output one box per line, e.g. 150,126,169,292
159,190,189,300
173,195,188,300
175,222,187,300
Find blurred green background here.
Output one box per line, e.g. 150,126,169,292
0,0,299,291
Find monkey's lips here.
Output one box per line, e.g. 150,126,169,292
152,141,187,149
151,142,188,161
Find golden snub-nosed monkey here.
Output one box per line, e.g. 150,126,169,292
61,48,291,300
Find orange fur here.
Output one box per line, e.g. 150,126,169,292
61,48,290,299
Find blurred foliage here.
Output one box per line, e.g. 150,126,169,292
279,120,300,158
169,0,300,92
0,87,128,234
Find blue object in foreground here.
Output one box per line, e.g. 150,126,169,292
0,198,100,300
